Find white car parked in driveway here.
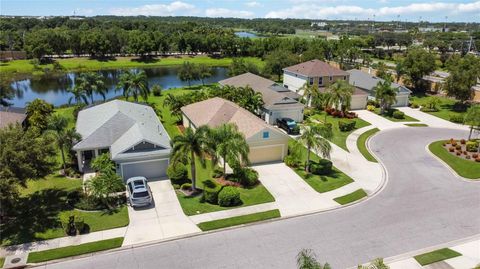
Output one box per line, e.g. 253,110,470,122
126,177,153,208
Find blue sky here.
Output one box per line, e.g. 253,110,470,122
1,0,479,22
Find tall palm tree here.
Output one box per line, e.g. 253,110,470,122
47,115,81,172
300,82,320,107
374,79,398,114
67,84,89,105
299,123,333,172
170,126,211,190
237,86,264,115
76,72,107,103
327,80,354,114
164,93,184,120
116,70,150,102
296,249,331,269
208,123,250,177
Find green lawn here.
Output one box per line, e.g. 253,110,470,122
197,210,280,231
27,237,124,263
409,95,467,123
405,123,428,127
310,112,371,151
373,108,419,122
290,139,354,193
356,128,380,163
414,248,462,266
19,174,82,197
0,257,4,268
333,189,367,205
429,140,480,179
0,56,263,76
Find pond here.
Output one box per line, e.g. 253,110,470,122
10,66,229,107
234,31,258,38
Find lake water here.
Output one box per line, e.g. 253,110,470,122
10,66,228,107
234,31,258,38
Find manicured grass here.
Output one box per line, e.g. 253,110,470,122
197,209,281,231
429,140,480,179
373,108,419,122
19,174,82,197
27,237,124,263
405,123,428,127
409,95,466,123
310,112,371,151
0,56,264,76
0,257,4,268
333,189,367,205
414,248,462,266
356,128,380,163
177,184,275,216
290,139,354,193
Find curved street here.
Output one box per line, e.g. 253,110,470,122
40,127,480,269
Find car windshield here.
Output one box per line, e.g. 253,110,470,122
286,121,296,127
133,191,149,198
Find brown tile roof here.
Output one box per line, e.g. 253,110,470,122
218,73,304,110
0,107,26,129
283,59,349,77
181,97,284,139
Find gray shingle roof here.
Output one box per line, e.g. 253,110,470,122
73,100,170,160
347,69,411,94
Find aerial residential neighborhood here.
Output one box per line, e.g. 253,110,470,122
0,1,479,269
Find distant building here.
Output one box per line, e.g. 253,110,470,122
311,21,327,28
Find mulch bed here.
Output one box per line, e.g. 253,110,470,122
215,177,242,188
443,139,479,162
179,188,202,197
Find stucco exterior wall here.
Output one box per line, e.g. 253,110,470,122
283,72,308,92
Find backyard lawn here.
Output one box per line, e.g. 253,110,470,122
310,112,371,151
373,107,418,122
356,128,380,162
197,210,280,231
409,95,467,123
429,140,480,179
290,139,354,193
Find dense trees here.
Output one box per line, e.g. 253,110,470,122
178,62,213,86
116,70,150,101
264,49,298,80
398,47,436,90
25,98,54,133
47,115,81,172
444,54,480,102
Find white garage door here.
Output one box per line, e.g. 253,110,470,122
249,145,284,164
393,95,409,107
351,95,368,110
121,159,168,181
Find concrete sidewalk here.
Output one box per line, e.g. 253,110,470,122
189,202,278,224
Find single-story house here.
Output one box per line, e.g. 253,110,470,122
73,100,171,180
218,73,304,125
282,59,350,93
0,107,26,129
181,97,289,164
348,69,412,107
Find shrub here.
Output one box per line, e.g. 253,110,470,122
212,168,223,178
303,108,315,120
385,108,398,117
452,142,457,146
463,151,468,155
455,145,461,150
456,151,461,156
180,183,192,190
75,195,105,211
366,105,375,111
476,157,480,162
420,107,439,112
473,153,479,158
218,186,241,207
232,167,259,187
167,163,188,185
309,159,333,175
202,179,221,204
284,155,299,167
152,85,162,96
411,103,419,109
59,211,84,235
449,147,455,152
460,139,466,144
366,100,378,107
338,120,356,132
449,138,455,144
466,141,479,152
392,111,405,119
291,125,300,135
449,115,464,123
466,155,471,159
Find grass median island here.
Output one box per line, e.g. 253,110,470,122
405,123,428,127
356,128,380,163
429,140,480,179
197,210,280,231
27,237,124,263
333,189,367,205
310,112,371,151
414,248,462,266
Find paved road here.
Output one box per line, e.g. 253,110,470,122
39,128,480,269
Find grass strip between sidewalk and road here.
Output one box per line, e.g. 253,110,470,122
405,123,428,127
27,237,124,263
356,128,380,163
429,140,480,180
197,210,281,231
414,248,462,266
333,189,368,205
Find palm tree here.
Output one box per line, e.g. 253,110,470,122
300,82,320,107
47,115,81,172
296,249,331,269
327,80,354,114
170,126,211,190
374,79,398,114
237,86,264,115
208,123,250,177
76,72,107,103
164,93,184,120
357,258,389,269
67,84,89,105
299,123,333,172
116,70,150,102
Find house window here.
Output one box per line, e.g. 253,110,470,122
329,76,333,81
263,131,269,139
309,77,314,85
318,77,323,85
343,76,347,80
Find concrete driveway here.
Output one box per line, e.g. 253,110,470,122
122,178,200,246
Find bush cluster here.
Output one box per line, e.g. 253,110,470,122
338,120,356,132
232,167,259,187
167,163,188,185
449,115,464,123
392,111,405,119
202,179,222,204
60,211,85,235
466,141,479,152
309,159,333,175
218,186,241,207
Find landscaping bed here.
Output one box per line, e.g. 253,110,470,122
429,140,480,179
371,107,418,122
356,128,380,163
197,210,281,231
414,248,462,266
333,189,367,205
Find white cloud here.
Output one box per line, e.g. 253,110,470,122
109,1,197,16
246,1,262,8
265,1,480,19
205,8,254,18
